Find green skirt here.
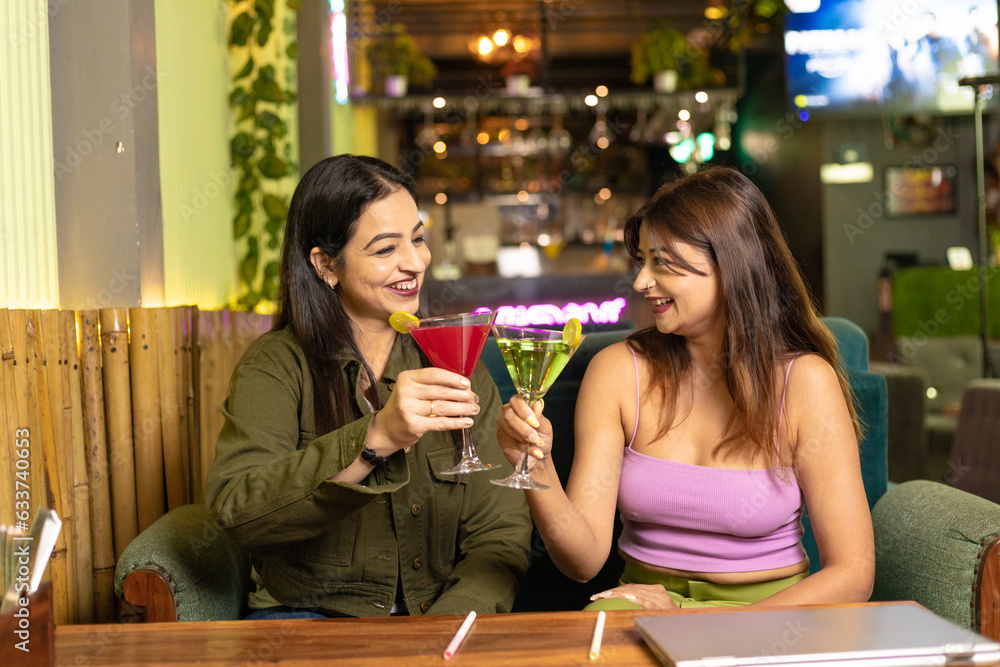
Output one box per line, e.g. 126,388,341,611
584,562,808,610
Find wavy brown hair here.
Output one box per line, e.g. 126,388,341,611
623,167,860,465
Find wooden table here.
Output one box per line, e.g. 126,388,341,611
51,602,992,666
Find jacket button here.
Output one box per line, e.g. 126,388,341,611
420,601,431,613
412,557,424,570
411,503,422,516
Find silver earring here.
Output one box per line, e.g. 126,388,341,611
326,278,335,290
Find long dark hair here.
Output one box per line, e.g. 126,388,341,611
623,166,860,464
273,154,418,435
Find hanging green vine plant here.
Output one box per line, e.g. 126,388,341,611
228,0,300,311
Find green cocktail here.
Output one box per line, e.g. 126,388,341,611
491,323,585,490
495,338,575,403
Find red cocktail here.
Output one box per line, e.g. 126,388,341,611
406,310,497,475
410,322,491,377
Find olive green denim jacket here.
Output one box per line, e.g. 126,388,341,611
204,326,532,617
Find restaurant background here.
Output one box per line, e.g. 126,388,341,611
3,0,998,340
2,0,1000,629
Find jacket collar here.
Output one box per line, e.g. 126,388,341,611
337,333,421,406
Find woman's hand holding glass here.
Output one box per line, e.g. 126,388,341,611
368,367,479,453
496,395,553,471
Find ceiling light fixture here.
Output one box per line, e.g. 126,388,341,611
469,28,540,67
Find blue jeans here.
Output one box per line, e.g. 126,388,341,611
244,606,327,620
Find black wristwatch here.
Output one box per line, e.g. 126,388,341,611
361,446,389,467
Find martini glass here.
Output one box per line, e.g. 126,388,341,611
490,324,585,490
408,310,498,475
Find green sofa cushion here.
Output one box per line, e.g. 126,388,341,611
114,503,252,621
871,480,1000,630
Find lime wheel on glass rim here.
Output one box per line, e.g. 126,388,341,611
389,311,420,334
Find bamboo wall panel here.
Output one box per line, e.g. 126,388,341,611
198,310,223,494
0,307,268,625
128,308,165,532
174,307,192,504
76,310,115,623
157,308,184,511
64,311,95,623
6,311,50,517
0,308,16,526
38,310,73,624
55,310,83,623
182,306,201,504
10,310,67,624
0,310,16,529
99,308,137,560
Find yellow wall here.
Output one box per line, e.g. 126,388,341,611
156,0,301,311
332,103,378,157
0,0,58,308
155,0,236,308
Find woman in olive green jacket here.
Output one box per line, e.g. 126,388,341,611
205,155,532,619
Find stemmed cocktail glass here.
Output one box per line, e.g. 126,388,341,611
393,310,498,475
490,322,584,490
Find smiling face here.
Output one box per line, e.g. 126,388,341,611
631,222,724,339
312,187,430,332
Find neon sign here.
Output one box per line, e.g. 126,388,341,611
476,298,628,326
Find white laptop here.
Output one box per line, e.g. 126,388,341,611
635,604,1000,667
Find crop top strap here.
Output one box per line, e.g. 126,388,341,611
627,347,639,449
776,355,799,459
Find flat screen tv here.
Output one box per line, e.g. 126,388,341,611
784,0,1000,116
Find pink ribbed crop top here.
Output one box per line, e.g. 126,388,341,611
616,351,805,573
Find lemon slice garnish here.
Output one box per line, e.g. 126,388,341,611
562,318,582,348
389,311,420,334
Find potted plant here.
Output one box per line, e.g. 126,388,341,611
365,23,437,97
630,25,717,92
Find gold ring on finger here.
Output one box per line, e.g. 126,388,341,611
428,401,436,418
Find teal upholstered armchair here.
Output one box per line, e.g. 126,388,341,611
800,317,888,574
870,480,1000,641
115,504,252,622
115,317,897,621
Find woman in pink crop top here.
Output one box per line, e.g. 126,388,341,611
496,167,874,610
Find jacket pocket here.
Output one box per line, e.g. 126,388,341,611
294,513,359,570
426,449,467,570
